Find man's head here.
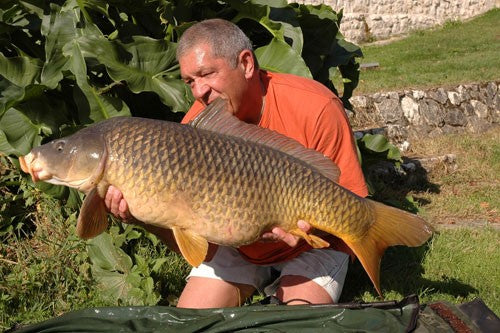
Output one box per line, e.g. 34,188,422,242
177,19,262,122
177,19,254,69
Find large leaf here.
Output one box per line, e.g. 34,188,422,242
65,38,131,122
77,35,191,112
0,78,27,116
255,37,311,78
230,0,303,54
0,90,70,155
0,53,41,87
87,231,158,305
0,107,43,155
360,133,402,162
87,232,133,273
39,2,79,88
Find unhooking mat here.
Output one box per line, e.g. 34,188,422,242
8,295,499,332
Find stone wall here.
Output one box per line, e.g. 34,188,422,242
349,81,499,150
290,0,498,42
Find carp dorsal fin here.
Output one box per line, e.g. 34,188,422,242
189,97,340,183
172,227,208,267
77,188,109,239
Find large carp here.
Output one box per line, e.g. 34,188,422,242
20,98,432,296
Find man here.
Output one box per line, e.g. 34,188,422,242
105,18,368,308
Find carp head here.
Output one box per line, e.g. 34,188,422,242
19,130,107,193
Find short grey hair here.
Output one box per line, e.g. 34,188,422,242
176,19,255,68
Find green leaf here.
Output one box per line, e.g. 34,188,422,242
0,107,43,155
87,232,133,272
0,54,42,87
255,37,311,78
91,265,136,303
360,133,402,162
40,2,78,89
65,39,131,122
77,35,191,112
0,79,26,116
151,257,168,274
230,0,303,53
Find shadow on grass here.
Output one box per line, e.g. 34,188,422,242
364,156,442,214
340,242,478,303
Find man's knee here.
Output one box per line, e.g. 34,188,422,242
177,277,255,308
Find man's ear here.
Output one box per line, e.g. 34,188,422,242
238,49,256,79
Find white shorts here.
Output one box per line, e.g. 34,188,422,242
187,246,349,303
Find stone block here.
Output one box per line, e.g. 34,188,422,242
374,98,404,124
470,100,489,119
444,108,467,126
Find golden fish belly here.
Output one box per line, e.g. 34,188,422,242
100,117,373,245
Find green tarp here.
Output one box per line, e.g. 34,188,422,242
9,295,498,332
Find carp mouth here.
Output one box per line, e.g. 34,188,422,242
19,153,48,182
19,153,91,188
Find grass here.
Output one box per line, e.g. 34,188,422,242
352,9,500,94
1,8,500,330
409,129,499,225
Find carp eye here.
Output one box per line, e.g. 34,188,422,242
55,141,65,152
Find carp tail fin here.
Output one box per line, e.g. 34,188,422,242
172,227,208,267
343,200,433,297
77,188,109,239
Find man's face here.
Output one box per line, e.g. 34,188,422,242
179,43,251,113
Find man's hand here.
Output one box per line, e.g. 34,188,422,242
260,220,312,247
105,185,132,221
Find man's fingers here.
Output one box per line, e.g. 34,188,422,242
118,199,130,220
260,220,314,247
297,220,312,232
271,227,300,247
104,185,131,220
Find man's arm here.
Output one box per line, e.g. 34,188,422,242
104,186,180,252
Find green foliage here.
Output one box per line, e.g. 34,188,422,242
88,225,163,306
0,187,107,330
0,0,361,158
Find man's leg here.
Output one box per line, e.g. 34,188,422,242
177,246,271,308
276,275,333,305
268,248,349,305
177,277,255,308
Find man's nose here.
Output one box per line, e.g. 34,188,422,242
191,81,210,100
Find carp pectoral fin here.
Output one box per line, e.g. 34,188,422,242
172,227,208,267
77,188,109,239
290,229,330,248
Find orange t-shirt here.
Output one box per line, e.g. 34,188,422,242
182,70,368,265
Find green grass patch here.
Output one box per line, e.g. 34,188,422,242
352,9,500,94
410,129,499,223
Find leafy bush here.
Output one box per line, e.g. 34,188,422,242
0,0,361,157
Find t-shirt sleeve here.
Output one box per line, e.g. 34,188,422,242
310,98,368,197
181,101,205,124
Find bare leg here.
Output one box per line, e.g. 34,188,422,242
276,275,334,305
177,276,256,308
